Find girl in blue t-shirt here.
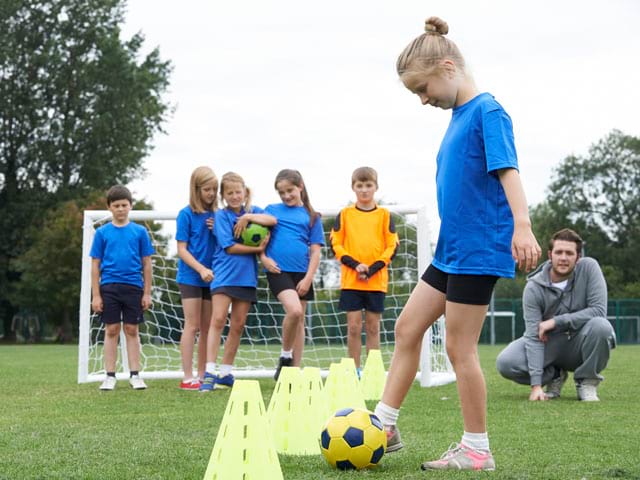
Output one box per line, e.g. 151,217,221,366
176,166,218,390
199,172,276,392
372,17,542,471
260,169,325,381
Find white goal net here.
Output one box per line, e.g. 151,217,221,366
78,205,455,387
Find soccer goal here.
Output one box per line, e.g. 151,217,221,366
77,205,455,387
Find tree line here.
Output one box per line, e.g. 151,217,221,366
1,0,171,340
1,1,638,341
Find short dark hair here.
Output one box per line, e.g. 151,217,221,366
549,228,583,256
106,185,133,206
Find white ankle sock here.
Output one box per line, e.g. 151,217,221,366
461,431,490,452
374,402,399,427
219,364,233,377
280,349,293,359
205,362,216,374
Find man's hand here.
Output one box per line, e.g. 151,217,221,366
529,385,548,401
538,318,556,342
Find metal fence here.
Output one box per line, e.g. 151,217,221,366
481,299,640,345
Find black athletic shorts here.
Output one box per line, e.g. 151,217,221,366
266,271,315,301
99,283,145,324
339,290,385,313
210,286,257,303
178,283,211,300
421,264,498,306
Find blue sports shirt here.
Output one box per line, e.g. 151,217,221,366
210,206,266,289
433,93,518,278
175,206,215,287
90,222,155,288
264,203,325,273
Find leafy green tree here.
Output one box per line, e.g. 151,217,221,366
547,130,640,244
9,195,162,341
9,196,98,340
0,0,172,336
528,130,640,297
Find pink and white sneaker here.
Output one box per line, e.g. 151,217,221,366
384,425,404,453
421,443,495,471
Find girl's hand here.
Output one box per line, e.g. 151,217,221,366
257,232,271,253
296,277,311,296
512,225,541,272
261,255,280,274
206,216,214,231
199,268,214,283
233,215,250,238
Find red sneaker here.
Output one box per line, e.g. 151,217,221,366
179,379,201,390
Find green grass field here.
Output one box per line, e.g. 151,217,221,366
1,345,639,480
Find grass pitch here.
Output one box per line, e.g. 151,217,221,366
0,345,639,479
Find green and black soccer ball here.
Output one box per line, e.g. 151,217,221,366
237,223,269,247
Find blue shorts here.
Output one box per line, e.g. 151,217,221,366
99,283,145,325
421,264,498,306
339,290,385,313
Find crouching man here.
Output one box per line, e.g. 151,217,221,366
496,228,616,401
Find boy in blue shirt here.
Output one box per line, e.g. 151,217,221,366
90,185,155,390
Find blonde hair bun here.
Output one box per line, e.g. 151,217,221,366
424,16,448,35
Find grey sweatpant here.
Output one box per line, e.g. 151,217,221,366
496,316,616,385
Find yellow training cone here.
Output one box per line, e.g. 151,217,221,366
203,380,283,480
324,359,366,414
267,366,320,455
301,367,329,435
360,349,386,401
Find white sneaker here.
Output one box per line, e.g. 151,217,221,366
100,376,117,391
576,379,599,401
129,374,147,390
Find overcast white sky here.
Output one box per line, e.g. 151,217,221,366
123,0,640,239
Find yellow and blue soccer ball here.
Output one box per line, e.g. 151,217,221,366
238,223,269,247
320,408,387,470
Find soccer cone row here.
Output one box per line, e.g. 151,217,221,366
203,350,387,479
267,366,328,455
360,349,386,401
203,380,283,480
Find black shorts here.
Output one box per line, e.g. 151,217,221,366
178,283,211,300
99,283,145,325
421,264,498,306
266,271,315,301
339,290,385,313
210,286,257,303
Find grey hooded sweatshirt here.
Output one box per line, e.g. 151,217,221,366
522,257,607,385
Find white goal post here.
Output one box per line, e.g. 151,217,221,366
78,205,455,387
